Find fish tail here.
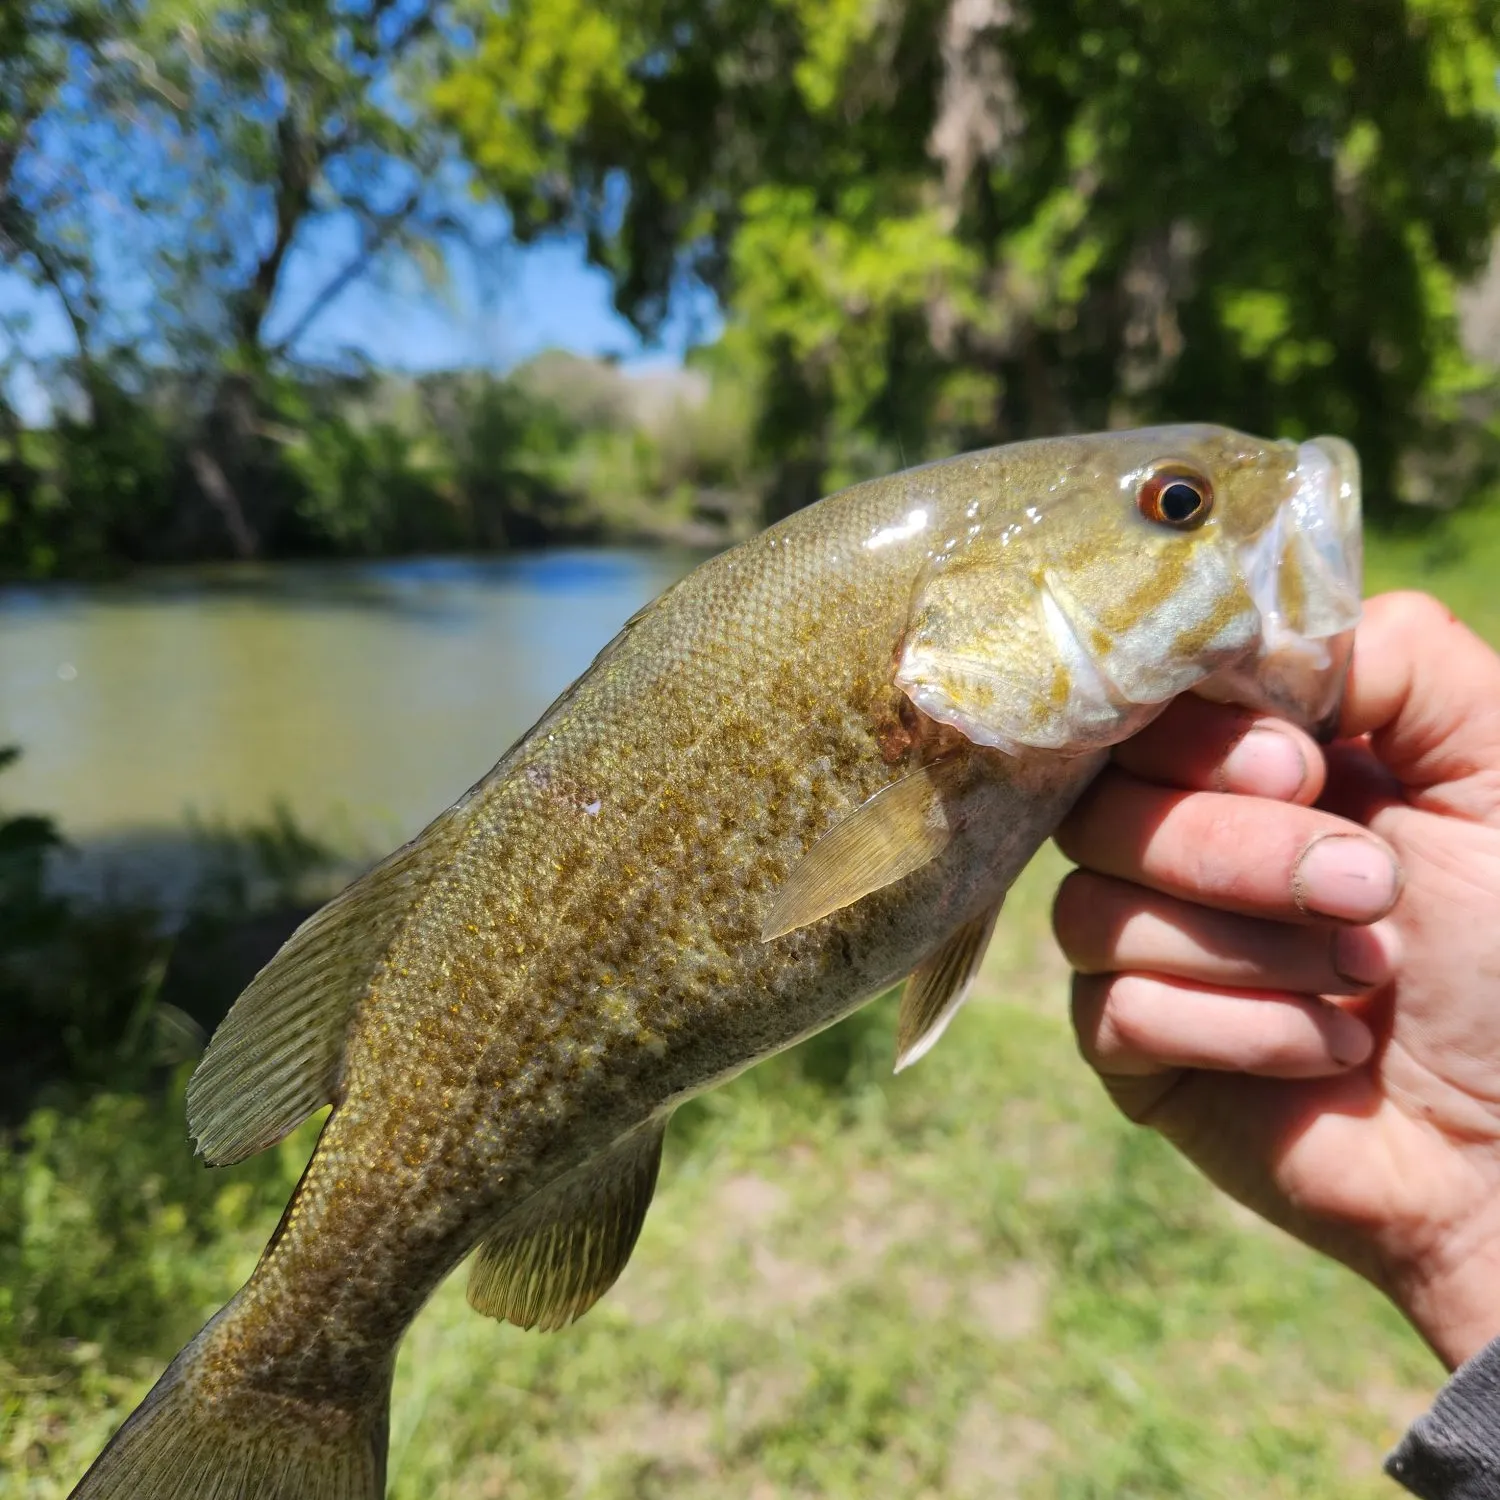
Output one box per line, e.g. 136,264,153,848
67,1312,390,1500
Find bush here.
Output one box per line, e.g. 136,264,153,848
0,1087,310,1368
1,356,762,580
0,748,169,1111
0,752,343,1382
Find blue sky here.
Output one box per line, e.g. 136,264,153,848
1,213,722,423
273,230,720,374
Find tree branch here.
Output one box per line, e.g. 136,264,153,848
16,229,95,367
234,113,316,350
186,444,259,559
268,186,424,356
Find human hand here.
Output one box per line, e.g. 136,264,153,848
1052,591,1500,1370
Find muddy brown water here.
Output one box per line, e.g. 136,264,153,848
0,550,701,907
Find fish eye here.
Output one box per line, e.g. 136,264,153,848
1137,466,1214,530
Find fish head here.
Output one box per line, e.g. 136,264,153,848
894,425,1363,755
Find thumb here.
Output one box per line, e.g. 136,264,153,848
1340,591,1500,818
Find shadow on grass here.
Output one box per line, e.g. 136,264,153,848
670,991,901,1152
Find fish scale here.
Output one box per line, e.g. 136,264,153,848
67,424,1362,1500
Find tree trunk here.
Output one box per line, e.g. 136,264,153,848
186,445,259,559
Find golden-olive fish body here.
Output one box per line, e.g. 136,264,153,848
71,425,1362,1499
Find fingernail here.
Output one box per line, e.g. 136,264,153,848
1294,835,1401,922
1325,1006,1374,1068
1220,726,1308,800
1331,923,1395,989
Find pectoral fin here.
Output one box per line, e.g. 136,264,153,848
895,900,1003,1072
467,1119,667,1332
761,759,965,941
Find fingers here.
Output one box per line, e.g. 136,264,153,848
1056,771,1402,924
1054,870,1400,995
1343,592,1500,817
1072,972,1374,1088
1058,694,1394,925
1316,739,1406,830
1114,695,1325,805
1055,671,1392,1130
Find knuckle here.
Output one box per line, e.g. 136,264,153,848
1168,796,1306,906
1068,973,1109,1062
1054,873,1149,976
1092,973,1155,1057
1243,1012,1308,1071
1170,804,1238,891
1105,1073,1182,1127
1236,1020,1287,1071
1375,589,1451,637
1051,871,1104,963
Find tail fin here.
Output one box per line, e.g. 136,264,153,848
67,1320,390,1500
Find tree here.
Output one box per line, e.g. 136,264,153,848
0,1,132,569
2,0,463,562
434,0,1500,518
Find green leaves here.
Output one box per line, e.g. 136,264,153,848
10,0,1500,557
437,0,1500,519
433,0,643,196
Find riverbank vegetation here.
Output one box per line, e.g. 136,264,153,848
7,0,1500,579
0,353,763,577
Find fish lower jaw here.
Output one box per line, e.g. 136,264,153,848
1194,627,1354,737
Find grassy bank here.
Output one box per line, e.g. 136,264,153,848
7,514,1500,1498
2,855,1439,1500
386,854,1436,1500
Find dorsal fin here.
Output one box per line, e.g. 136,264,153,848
468,1119,667,1331
186,808,469,1166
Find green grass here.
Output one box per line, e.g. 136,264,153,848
1364,501,1500,634
9,512,1500,1498
0,855,1439,1499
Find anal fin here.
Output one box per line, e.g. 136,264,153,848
468,1118,668,1332
895,900,1003,1072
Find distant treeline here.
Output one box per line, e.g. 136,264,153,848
0,351,761,579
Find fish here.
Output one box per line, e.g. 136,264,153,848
68,424,1363,1500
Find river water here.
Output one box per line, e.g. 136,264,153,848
0,549,700,898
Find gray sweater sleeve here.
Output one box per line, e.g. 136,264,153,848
1388,1339,1500,1498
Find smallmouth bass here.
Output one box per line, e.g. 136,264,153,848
69,425,1362,1499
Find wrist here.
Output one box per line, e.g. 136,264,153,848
1384,1209,1500,1370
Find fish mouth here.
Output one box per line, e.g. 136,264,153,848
1300,435,1362,739
1196,434,1364,734
1297,435,1364,612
